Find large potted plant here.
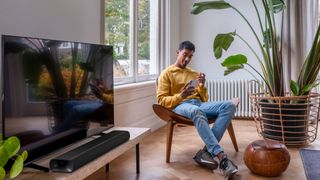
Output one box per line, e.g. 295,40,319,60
0,135,28,180
191,0,320,145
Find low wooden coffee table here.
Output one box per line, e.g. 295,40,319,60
17,127,151,180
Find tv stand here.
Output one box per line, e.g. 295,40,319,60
26,163,50,172
17,127,151,180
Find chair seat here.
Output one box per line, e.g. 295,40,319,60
152,104,215,125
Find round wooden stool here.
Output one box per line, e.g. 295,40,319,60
243,139,290,177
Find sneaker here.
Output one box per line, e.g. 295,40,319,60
193,149,218,170
219,157,238,179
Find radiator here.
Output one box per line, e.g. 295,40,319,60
205,79,263,119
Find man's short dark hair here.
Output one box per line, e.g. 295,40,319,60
179,41,195,52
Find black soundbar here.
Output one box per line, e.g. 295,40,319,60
49,130,130,172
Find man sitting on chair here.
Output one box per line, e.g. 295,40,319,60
157,40,239,179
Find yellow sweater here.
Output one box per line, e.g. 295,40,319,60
101,92,113,104
157,65,208,109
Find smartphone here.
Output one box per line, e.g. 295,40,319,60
189,79,196,88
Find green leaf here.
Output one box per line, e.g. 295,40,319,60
191,1,232,14
213,32,235,58
290,80,300,95
10,155,23,178
221,54,247,67
3,136,20,158
263,28,272,48
297,21,320,92
0,146,9,167
224,64,244,76
270,0,285,13
301,83,319,95
0,166,5,180
214,47,223,59
0,134,3,144
21,151,28,161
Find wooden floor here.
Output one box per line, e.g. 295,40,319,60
86,120,320,180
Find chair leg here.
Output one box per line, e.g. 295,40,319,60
227,122,239,152
166,120,174,163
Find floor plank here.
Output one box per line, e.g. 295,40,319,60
86,120,320,180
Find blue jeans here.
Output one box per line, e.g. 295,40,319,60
173,99,236,157
55,100,103,132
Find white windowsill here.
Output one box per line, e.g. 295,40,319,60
114,80,155,92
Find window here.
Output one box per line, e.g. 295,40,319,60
104,0,159,85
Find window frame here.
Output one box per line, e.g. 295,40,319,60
102,0,163,86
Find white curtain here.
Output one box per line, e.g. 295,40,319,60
283,0,319,91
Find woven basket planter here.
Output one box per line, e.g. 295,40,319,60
250,92,320,146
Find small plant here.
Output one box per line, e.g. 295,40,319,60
0,134,28,180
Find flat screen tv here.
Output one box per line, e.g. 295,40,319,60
1,35,114,167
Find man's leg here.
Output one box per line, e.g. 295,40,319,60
199,101,236,153
173,101,223,166
173,101,224,152
200,101,238,179
62,101,103,130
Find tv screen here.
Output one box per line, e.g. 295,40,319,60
1,35,114,164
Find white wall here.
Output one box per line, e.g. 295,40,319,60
0,0,101,43
173,0,262,80
114,82,164,130
0,0,163,133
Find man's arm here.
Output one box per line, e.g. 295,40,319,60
90,82,113,103
196,86,209,102
157,73,183,109
196,73,208,102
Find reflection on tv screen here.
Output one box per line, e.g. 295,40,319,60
2,35,114,163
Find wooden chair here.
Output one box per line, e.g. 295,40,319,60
152,104,239,163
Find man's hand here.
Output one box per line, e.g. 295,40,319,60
90,83,104,99
90,78,109,99
95,79,107,92
180,81,195,99
198,73,206,88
